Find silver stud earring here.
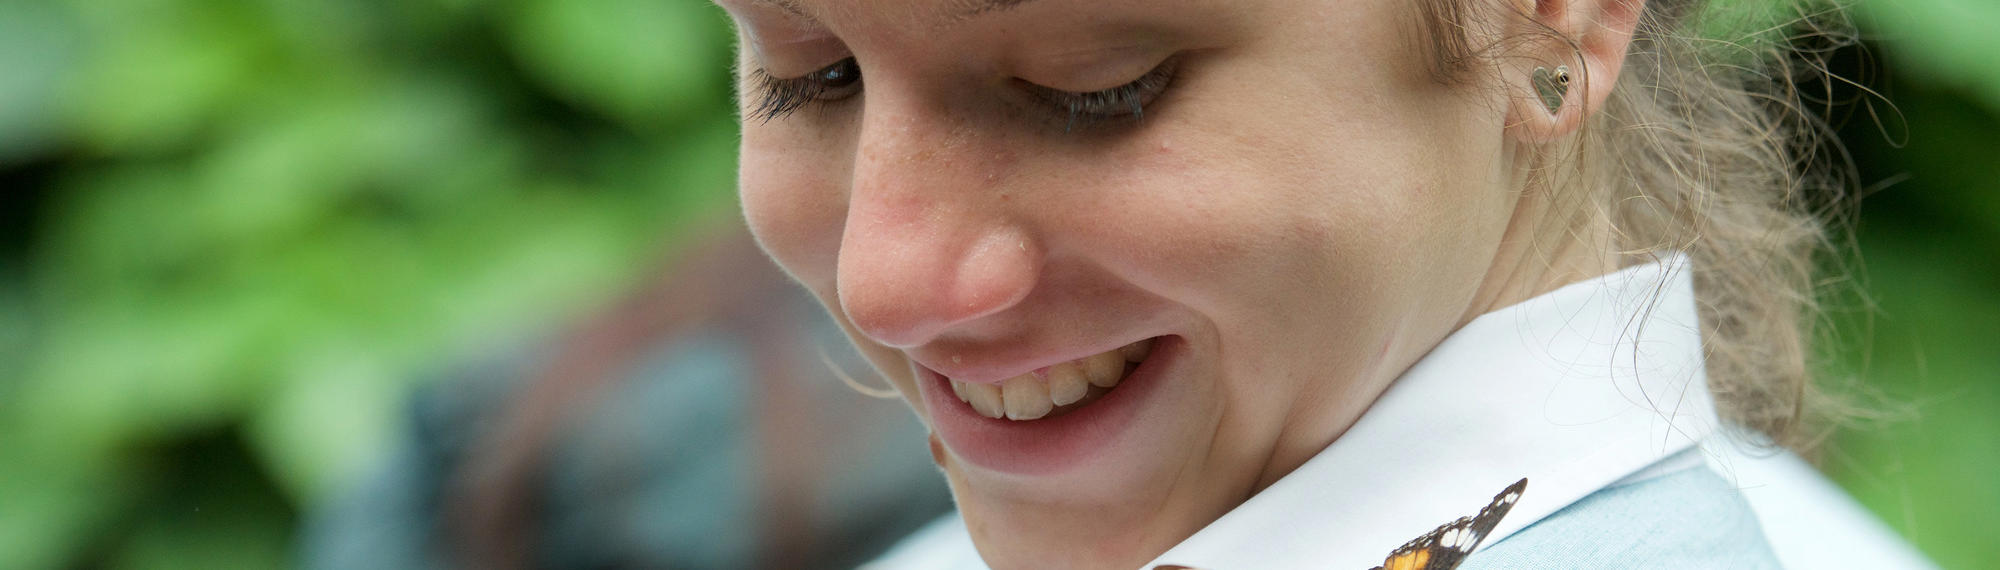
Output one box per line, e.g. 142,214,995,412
1532,65,1571,113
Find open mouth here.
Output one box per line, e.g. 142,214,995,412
946,338,1154,421
923,335,1178,475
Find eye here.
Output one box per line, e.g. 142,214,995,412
1026,57,1181,132
750,57,864,123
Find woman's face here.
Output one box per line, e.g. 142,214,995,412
725,0,1568,566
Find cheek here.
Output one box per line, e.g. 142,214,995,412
740,128,933,406
1089,112,1447,322
1080,57,1505,397
738,128,848,292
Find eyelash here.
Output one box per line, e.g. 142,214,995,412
749,58,862,123
749,57,1181,130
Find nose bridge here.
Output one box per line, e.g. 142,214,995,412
837,96,1037,348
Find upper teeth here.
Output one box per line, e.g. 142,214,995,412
951,338,1154,420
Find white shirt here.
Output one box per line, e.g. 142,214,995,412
867,255,1934,569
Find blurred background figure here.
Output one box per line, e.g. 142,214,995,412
300,225,951,569
0,0,1992,569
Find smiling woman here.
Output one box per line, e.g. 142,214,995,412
716,0,1934,568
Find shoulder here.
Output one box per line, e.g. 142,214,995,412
1704,435,1939,569
1465,466,1780,569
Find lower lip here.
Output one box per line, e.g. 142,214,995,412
921,336,1179,476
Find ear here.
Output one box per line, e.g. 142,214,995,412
1505,0,1646,143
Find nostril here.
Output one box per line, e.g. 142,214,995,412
841,289,947,348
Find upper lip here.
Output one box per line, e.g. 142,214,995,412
908,337,1152,386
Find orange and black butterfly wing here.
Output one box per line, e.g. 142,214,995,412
1367,478,1526,570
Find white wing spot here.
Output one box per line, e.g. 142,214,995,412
1503,492,1518,504
1442,528,1458,545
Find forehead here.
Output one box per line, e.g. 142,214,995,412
727,0,1257,48
730,0,1215,39
748,0,1038,22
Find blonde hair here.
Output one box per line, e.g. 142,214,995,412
1418,0,1863,452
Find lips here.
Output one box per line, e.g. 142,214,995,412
921,336,1178,476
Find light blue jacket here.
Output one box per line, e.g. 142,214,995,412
1468,459,1781,568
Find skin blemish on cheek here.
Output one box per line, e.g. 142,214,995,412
980,150,1019,188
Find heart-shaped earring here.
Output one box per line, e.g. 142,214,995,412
1532,65,1571,113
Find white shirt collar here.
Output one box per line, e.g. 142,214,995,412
1146,254,1719,569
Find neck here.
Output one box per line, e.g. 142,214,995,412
1464,155,1622,328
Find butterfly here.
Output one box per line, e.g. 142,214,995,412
1368,477,1527,570
1150,477,1526,570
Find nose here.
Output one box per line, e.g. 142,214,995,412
836,100,1039,348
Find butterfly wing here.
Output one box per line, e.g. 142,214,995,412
1368,478,1527,570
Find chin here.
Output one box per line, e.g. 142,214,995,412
951,486,1179,570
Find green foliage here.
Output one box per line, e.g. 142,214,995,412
1828,226,2000,570
1789,4,2000,569
505,0,728,129
1819,74,2000,569
0,0,739,567
1857,0,2000,112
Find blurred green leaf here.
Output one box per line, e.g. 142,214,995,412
504,0,729,130
245,345,404,509
0,0,79,162
4,0,742,565
1857,0,2000,113
0,439,137,570
1825,227,2000,570
61,0,272,154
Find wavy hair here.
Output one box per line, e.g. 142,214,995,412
1415,0,1868,452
